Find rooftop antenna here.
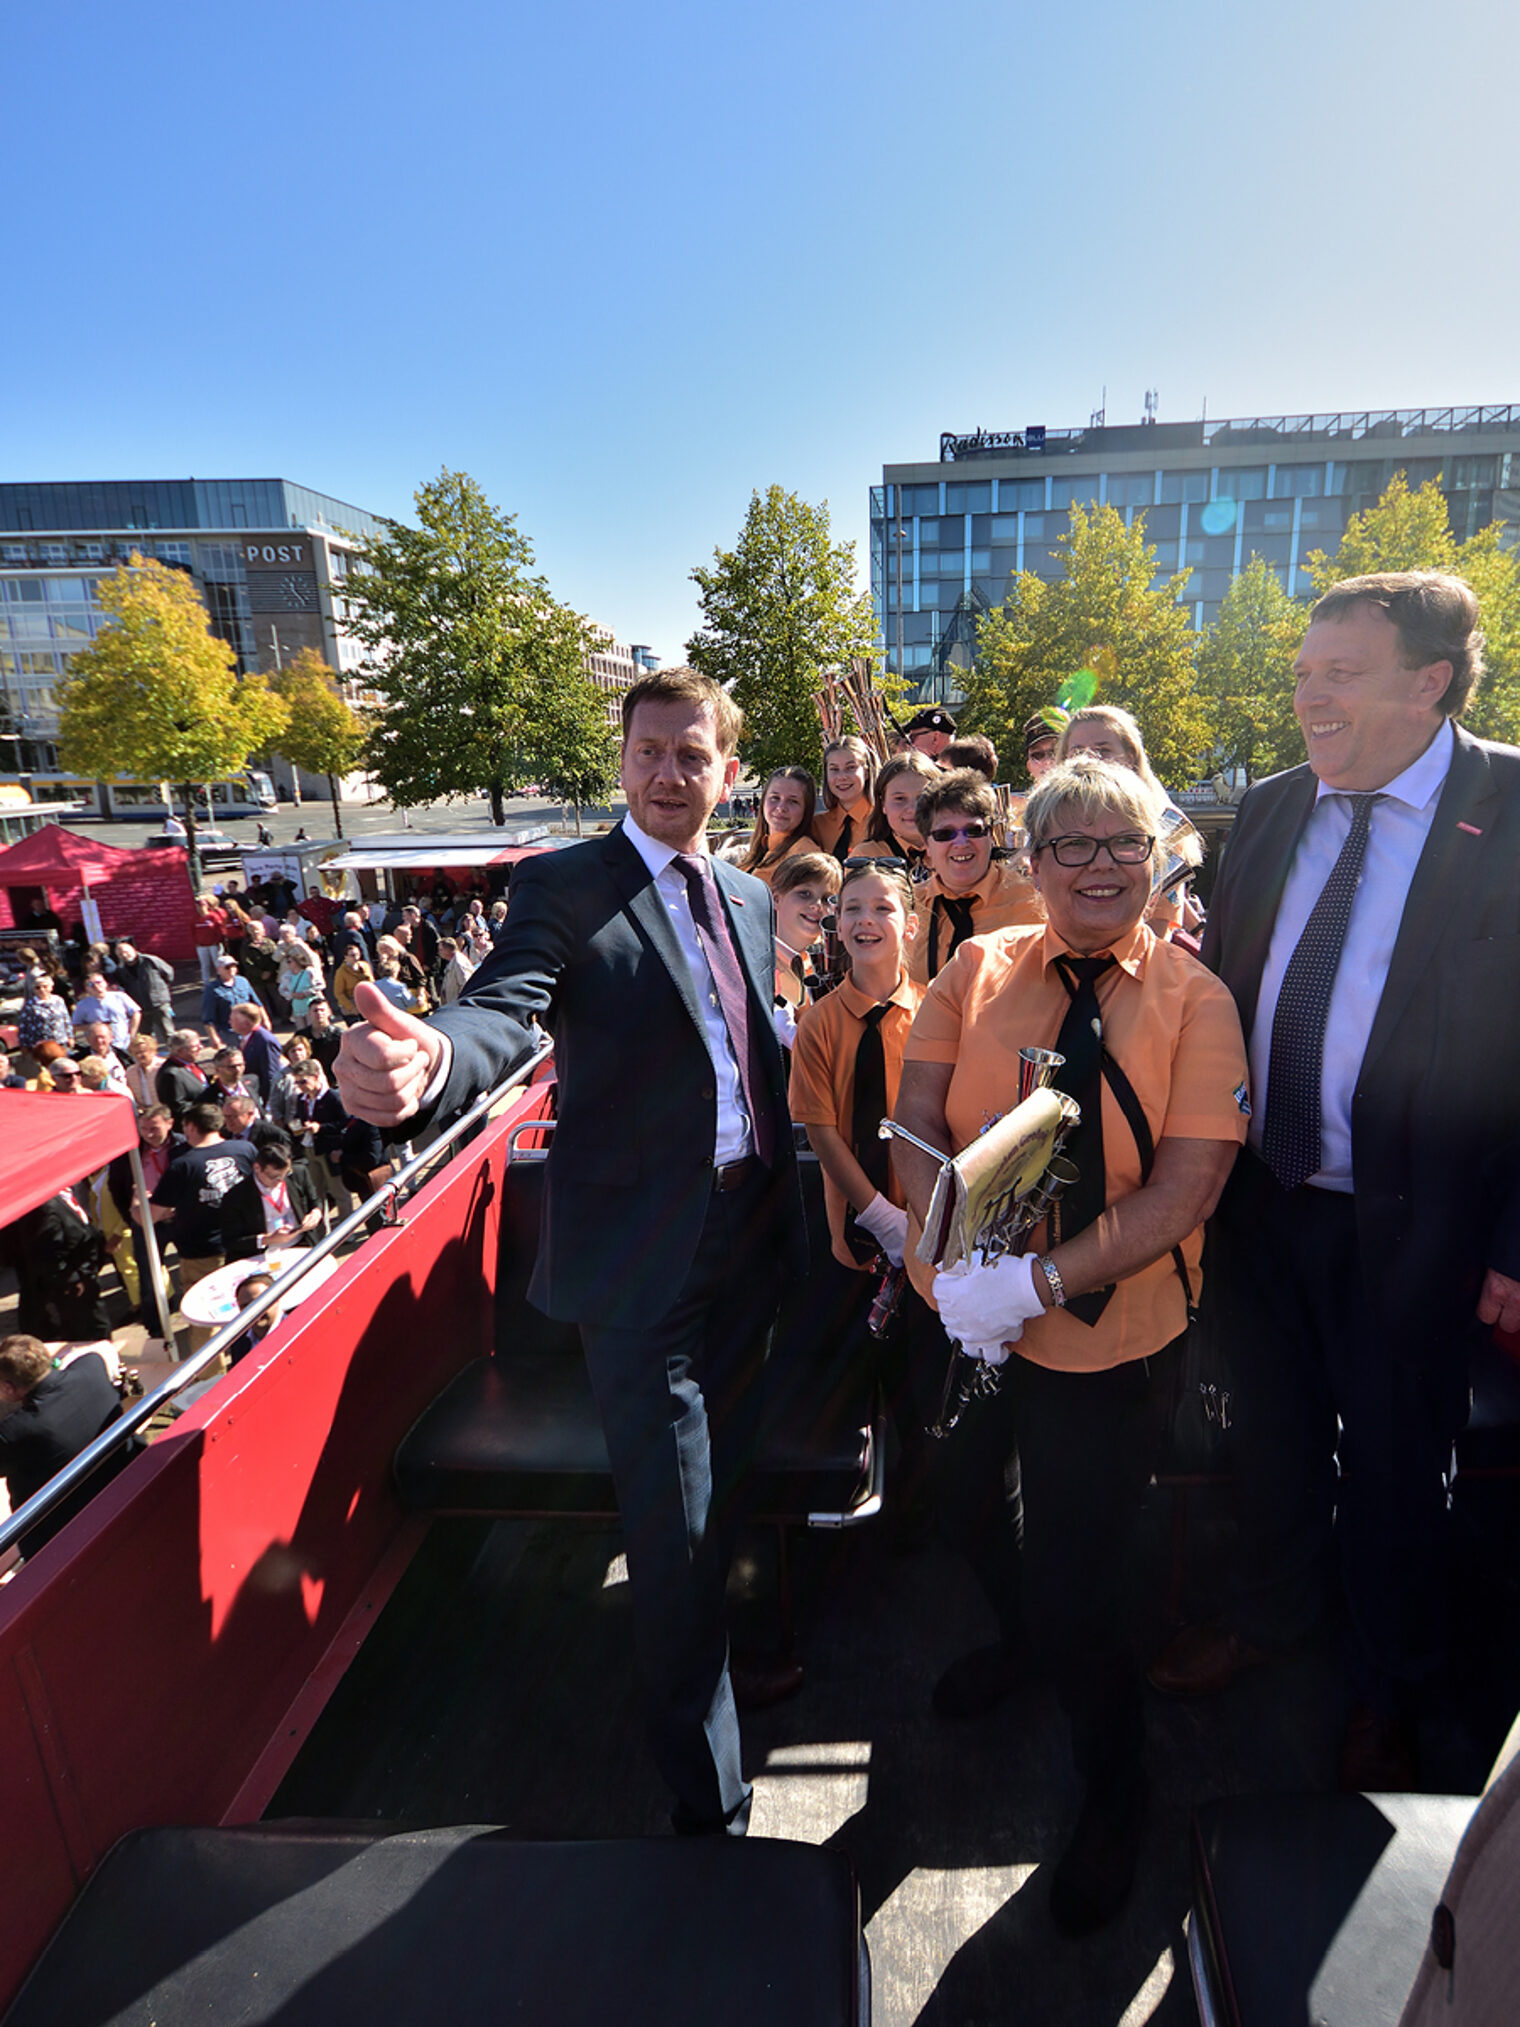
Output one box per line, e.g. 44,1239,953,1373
1090,385,1106,428
1143,388,1159,426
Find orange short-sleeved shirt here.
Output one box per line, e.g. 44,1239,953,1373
907,857,1045,984
789,971,926,1271
903,921,1249,1370
747,833,821,888
815,799,874,858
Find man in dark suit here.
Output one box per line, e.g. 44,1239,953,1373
337,668,806,1835
1151,572,1520,1786
220,1142,322,1261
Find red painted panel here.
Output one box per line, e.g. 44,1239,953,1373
0,1079,554,2010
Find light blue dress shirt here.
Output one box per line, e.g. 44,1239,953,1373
1248,718,1455,1191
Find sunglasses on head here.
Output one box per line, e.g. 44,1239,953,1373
927,821,991,844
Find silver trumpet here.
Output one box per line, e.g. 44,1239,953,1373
879,1046,1080,1438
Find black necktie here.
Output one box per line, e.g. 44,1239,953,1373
1262,793,1382,1192
1052,954,1118,1325
931,896,977,978
845,1004,891,1263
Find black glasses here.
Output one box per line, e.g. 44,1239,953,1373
927,821,991,844
1032,831,1154,867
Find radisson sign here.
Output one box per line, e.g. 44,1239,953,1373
939,426,1046,461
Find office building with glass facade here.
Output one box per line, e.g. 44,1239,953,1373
0,477,384,769
872,406,1520,700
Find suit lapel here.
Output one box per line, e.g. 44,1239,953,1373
602,826,712,1045
1361,729,1498,1075
1220,768,1318,1037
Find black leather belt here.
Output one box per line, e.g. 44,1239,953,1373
712,1157,757,1193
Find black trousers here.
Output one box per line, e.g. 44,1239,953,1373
1213,1150,1467,1703
927,1329,1177,1788
579,1166,781,1836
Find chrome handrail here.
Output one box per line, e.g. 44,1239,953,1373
0,1041,554,1562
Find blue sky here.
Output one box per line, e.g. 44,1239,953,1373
6,0,1516,661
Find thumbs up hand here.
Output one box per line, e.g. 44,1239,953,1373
336,980,446,1126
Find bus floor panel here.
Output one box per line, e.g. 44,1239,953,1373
264,1484,1520,2027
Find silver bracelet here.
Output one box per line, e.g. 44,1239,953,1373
1036,1254,1067,1308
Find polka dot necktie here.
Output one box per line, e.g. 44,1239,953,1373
1051,954,1118,1325
1261,793,1382,1192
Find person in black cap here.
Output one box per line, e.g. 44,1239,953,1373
905,706,956,759
1024,713,1060,785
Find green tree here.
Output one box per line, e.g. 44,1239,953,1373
688,485,877,780
1303,471,1520,745
963,504,1211,787
520,607,619,835
1195,556,1308,782
271,648,368,838
343,468,577,824
56,553,286,890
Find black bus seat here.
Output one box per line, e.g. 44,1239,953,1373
394,1150,885,1530
1188,1790,1473,2026
0,1824,869,2027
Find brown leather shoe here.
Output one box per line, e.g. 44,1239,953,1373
1147,1624,1272,1698
1338,1704,1419,1792
729,1653,805,1712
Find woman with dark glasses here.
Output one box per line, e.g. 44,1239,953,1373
906,769,1043,984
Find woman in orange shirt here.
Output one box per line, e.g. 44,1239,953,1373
739,767,823,884
852,751,940,874
893,755,1248,1936
814,737,878,861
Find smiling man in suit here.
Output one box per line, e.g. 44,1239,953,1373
336,667,805,1835
1151,572,1520,1787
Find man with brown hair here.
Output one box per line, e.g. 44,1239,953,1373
1152,571,1520,1788
336,665,805,1835
0,1335,129,1555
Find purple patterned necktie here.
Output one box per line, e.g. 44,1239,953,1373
673,855,774,1165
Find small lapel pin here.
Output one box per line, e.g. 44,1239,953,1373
728,895,746,907
1457,821,1483,836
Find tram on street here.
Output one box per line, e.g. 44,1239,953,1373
4,769,277,820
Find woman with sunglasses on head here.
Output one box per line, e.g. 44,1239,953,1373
769,851,842,1042
906,769,1043,985
739,765,823,884
1056,705,1204,939
891,755,1247,1935
852,751,940,874
815,737,878,862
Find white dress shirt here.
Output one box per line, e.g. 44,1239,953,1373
419,818,754,1161
1248,718,1454,1190
621,814,753,1163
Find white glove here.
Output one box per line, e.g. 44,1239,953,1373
856,1192,908,1267
772,1002,798,1052
934,1253,1048,1358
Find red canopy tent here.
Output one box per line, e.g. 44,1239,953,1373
0,1089,174,1339
0,1090,138,1224
0,828,196,962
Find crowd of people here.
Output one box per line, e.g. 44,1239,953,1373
330,571,1520,1940
0,865,517,1442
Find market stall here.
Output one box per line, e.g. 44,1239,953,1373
0,827,197,962
0,1089,174,1341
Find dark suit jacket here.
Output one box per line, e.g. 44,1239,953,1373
156,1059,211,1121
422,825,806,1330
220,1165,321,1262
1203,724,1520,1344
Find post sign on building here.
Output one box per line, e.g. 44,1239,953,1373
242,537,320,613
